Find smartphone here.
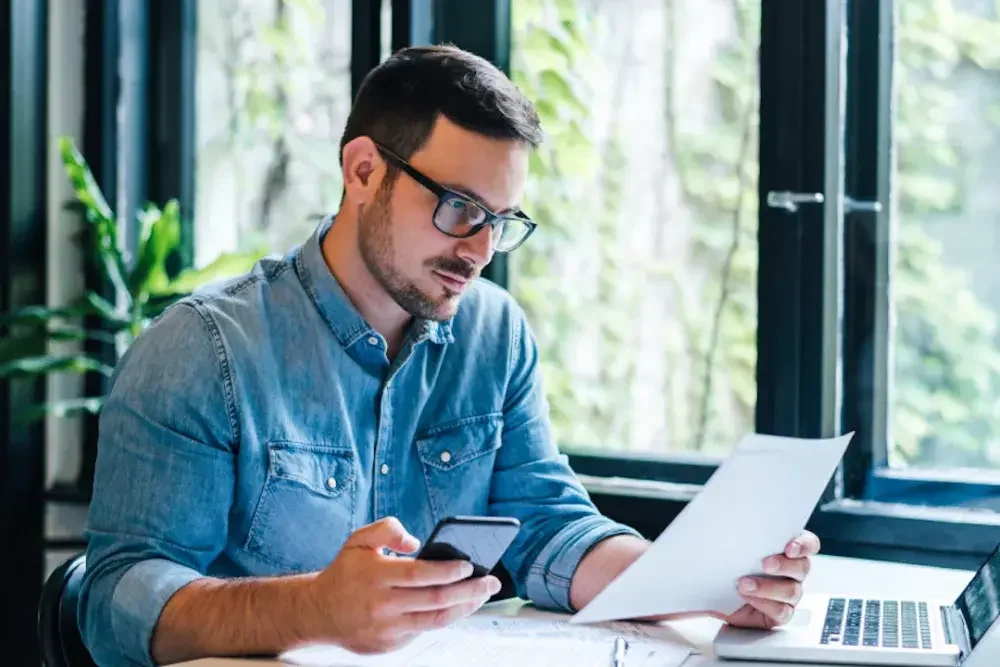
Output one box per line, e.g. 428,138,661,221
416,515,520,578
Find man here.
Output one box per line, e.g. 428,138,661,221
79,45,819,667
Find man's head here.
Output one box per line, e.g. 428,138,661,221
338,45,543,322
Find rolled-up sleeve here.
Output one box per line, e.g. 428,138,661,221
489,304,643,613
78,302,238,667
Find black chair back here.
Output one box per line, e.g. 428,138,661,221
38,554,97,667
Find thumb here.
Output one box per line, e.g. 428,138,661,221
346,517,421,553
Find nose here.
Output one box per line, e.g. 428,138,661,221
456,224,494,269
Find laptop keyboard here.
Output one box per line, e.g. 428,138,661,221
821,598,934,650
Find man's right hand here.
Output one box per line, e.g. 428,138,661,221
305,517,502,654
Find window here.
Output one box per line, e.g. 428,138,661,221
842,0,1000,516
510,0,761,457
889,1,1000,474
508,0,1000,563
195,0,354,266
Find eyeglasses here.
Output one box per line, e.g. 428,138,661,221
373,141,537,253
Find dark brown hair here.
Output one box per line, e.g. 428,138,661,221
340,44,543,166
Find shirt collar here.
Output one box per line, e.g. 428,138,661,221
295,216,454,349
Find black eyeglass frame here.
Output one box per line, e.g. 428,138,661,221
373,141,538,253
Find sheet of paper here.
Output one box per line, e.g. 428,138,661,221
279,613,692,667
571,432,854,624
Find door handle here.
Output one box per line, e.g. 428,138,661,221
766,191,825,213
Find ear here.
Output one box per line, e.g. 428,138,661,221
341,136,384,205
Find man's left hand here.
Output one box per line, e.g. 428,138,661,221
722,530,820,629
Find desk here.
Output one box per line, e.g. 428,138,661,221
170,554,974,667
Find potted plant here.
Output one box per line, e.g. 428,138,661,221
0,136,265,425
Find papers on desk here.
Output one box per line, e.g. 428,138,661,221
280,611,692,667
572,432,853,625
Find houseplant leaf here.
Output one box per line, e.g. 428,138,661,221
0,355,114,378
0,302,100,326
83,291,132,330
58,137,113,221
156,250,266,295
0,327,113,364
59,137,132,309
141,292,186,320
15,397,106,425
129,200,182,299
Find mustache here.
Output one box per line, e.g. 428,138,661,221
429,257,477,280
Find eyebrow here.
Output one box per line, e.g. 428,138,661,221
442,183,521,216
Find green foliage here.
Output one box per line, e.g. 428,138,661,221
882,0,1000,468
515,0,1000,468
669,0,760,452
0,137,265,425
511,0,609,446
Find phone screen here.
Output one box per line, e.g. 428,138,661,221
417,518,520,577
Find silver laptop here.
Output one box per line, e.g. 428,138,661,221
713,543,1000,666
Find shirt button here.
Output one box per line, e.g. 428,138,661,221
380,463,390,475
367,336,379,346
440,451,452,464
326,477,337,490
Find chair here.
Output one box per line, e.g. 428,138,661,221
38,553,97,667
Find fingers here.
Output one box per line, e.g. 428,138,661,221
394,575,502,612
726,603,786,630
383,557,476,588
760,553,811,582
399,598,488,633
786,531,821,558
634,610,726,623
737,594,796,626
347,517,421,554
739,575,803,605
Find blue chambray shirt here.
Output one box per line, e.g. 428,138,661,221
78,217,641,666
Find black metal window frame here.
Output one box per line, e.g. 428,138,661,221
2,1,49,661
116,0,1000,583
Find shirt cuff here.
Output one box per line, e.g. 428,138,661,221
110,558,203,667
524,516,643,613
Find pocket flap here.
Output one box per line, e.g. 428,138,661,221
268,441,355,498
415,414,502,471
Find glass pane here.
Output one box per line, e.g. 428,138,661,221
195,0,352,266
509,0,761,455
890,1,1000,471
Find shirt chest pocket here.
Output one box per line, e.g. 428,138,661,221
244,441,356,572
415,414,502,522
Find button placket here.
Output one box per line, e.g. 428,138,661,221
373,381,394,519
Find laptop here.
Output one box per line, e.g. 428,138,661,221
713,543,1000,666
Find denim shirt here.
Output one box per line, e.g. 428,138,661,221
78,217,641,666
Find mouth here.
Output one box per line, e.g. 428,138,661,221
431,269,470,292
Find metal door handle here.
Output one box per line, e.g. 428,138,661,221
766,191,825,213
844,196,882,214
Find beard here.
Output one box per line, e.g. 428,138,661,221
358,183,476,322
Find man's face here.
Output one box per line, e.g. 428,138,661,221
358,117,529,321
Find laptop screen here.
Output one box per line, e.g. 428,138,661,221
954,543,1000,649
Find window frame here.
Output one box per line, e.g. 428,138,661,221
147,0,197,273
1,1,49,660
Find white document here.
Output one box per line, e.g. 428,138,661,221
571,432,854,624
279,612,691,667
